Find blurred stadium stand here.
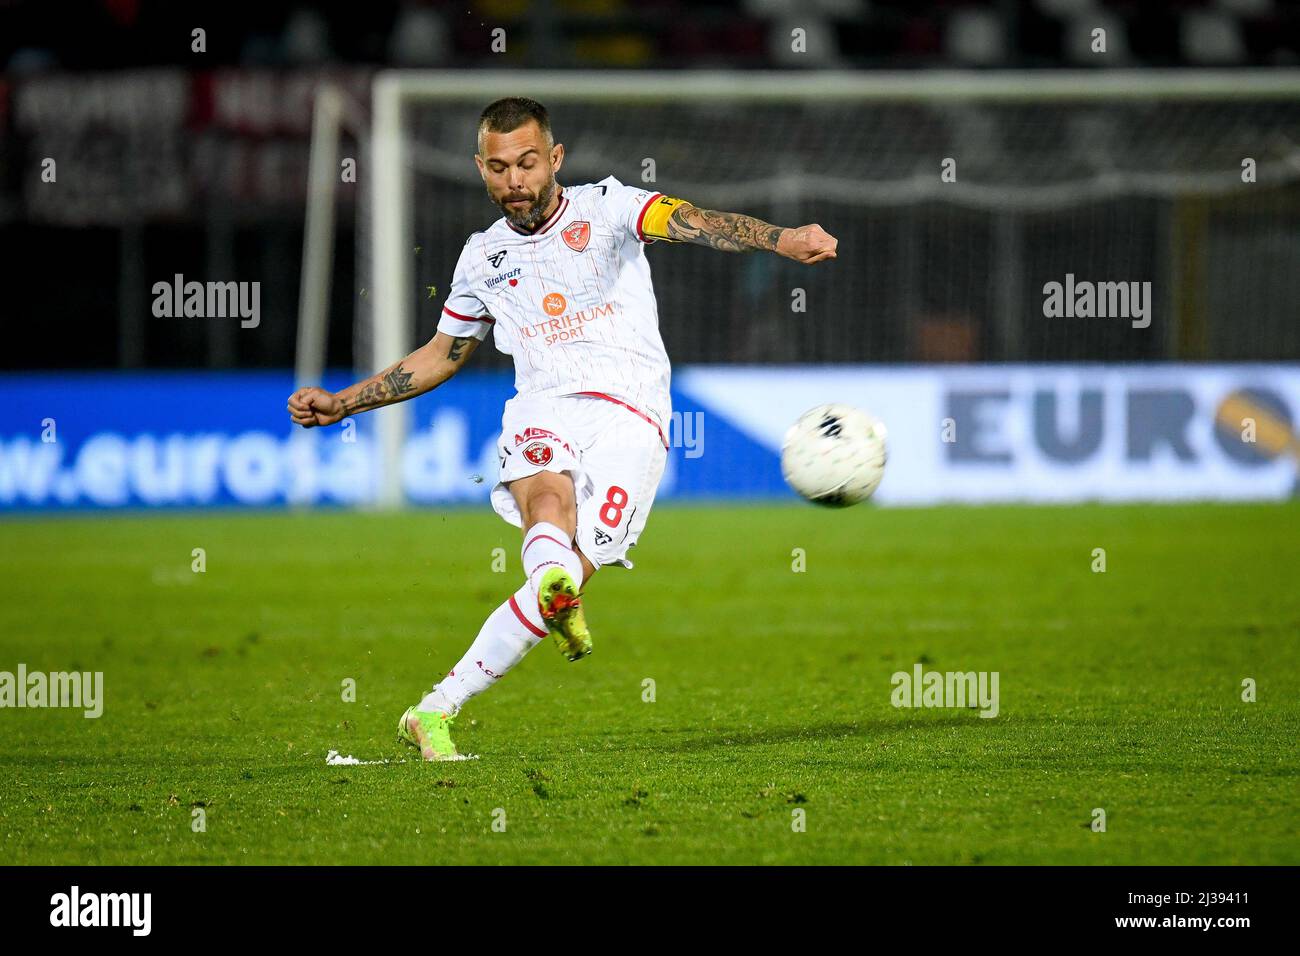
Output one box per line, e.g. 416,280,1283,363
4,1,1300,71
2,1,1299,374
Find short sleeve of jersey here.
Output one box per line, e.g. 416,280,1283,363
597,175,692,245
436,239,494,341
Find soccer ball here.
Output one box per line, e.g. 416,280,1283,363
781,403,888,507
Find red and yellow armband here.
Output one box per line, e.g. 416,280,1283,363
636,194,692,243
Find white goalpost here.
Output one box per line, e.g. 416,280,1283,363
299,68,1300,509
296,84,347,389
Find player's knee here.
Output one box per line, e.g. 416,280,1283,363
526,489,568,527
510,471,576,530
519,485,576,534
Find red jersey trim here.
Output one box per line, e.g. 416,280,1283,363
574,391,669,448
442,306,494,324
635,192,665,244
536,196,569,235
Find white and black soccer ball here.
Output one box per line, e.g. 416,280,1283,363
781,403,888,507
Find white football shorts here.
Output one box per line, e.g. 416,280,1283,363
490,393,669,569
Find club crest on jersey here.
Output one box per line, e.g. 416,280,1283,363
522,441,553,466
487,249,508,268
562,221,591,253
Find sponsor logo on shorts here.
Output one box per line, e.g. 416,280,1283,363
513,426,573,455
522,441,553,466
593,528,613,547
542,292,567,316
562,221,591,252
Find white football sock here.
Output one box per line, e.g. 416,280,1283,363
521,521,586,598
420,582,547,715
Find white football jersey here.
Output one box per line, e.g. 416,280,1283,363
436,176,688,439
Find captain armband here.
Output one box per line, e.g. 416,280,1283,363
638,195,693,243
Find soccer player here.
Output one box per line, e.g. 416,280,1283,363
287,97,838,760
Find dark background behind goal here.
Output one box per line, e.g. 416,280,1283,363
2,0,1299,371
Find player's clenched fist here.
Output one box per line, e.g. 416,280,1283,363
287,386,345,428
777,224,838,265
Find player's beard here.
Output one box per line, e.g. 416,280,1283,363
494,175,558,231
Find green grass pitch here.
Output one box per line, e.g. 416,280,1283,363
1,502,1297,865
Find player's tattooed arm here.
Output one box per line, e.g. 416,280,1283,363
665,205,838,264
287,330,480,427
340,332,479,414
666,205,783,252
340,363,418,415
446,335,475,362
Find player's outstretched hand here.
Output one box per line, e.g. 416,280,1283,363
287,386,345,428
777,224,838,265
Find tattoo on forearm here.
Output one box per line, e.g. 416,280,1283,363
447,336,473,362
666,206,784,252
343,363,416,413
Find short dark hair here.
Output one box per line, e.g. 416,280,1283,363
477,97,552,153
